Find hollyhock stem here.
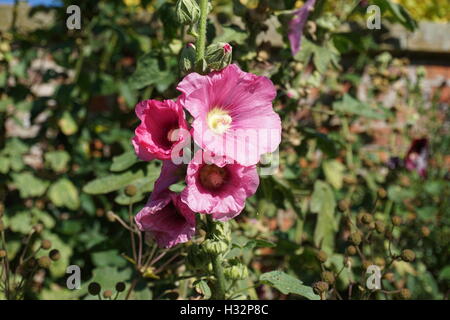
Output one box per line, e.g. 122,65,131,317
195,0,209,64
211,252,226,299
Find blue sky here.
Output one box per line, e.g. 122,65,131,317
0,0,62,6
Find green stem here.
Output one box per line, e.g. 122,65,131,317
195,0,209,64
211,253,226,300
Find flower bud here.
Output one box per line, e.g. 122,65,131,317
88,282,101,295
175,0,200,25
202,239,228,255
205,42,232,71
321,271,335,285
316,250,328,263
401,249,415,262
224,264,248,280
313,281,329,294
179,43,196,73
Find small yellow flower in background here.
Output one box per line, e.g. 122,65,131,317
392,0,450,23
123,0,141,6
239,0,259,10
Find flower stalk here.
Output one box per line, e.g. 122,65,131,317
195,0,209,66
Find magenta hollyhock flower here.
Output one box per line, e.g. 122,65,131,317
181,150,259,221
132,99,189,161
135,191,196,248
177,64,281,166
405,138,428,178
288,0,316,56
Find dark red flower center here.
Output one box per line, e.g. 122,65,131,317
199,165,229,190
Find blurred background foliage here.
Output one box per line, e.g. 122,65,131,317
0,0,448,299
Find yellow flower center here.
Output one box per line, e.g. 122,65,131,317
207,108,232,134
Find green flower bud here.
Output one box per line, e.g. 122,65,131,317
316,250,328,263
205,42,232,71
350,231,362,246
313,281,329,294
180,43,196,73
321,271,335,285
401,249,415,262
175,0,200,25
211,221,231,243
203,239,228,255
224,264,248,280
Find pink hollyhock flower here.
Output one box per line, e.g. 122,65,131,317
135,191,196,248
132,99,189,161
177,64,281,166
135,160,193,248
288,0,316,56
405,138,428,178
181,150,259,221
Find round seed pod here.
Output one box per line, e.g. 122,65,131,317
391,216,402,226
115,282,126,293
375,221,385,234
125,185,137,197
316,250,328,263
88,282,101,296
38,256,52,269
346,245,357,256
321,271,335,285
41,239,52,250
399,288,411,299
49,249,61,261
313,281,329,295
0,249,6,258
350,231,362,246
103,290,113,299
401,249,416,262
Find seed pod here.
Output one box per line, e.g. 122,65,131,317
103,290,113,299
375,221,385,234
350,231,362,246
362,260,373,270
0,249,6,258
175,0,200,25
321,271,335,285
383,272,395,282
346,245,357,256
313,281,329,294
115,282,126,292
361,213,373,225
88,282,101,295
41,239,52,250
420,226,430,237
205,42,232,71
125,185,137,197
316,250,328,263
391,216,402,226
399,288,411,299
401,249,415,262
33,223,44,234
49,249,60,261
38,256,52,269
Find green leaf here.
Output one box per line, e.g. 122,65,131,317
83,170,144,195
214,25,248,45
48,178,80,210
194,280,212,299
323,160,345,190
311,180,337,253
110,151,138,172
333,94,386,120
260,271,319,300
45,151,70,172
244,239,276,249
375,0,417,31
58,111,78,136
12,172,49,198
128,52,176,92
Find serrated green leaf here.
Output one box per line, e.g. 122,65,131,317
333,94,386,120
45,151,70,172
12,172,49,198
